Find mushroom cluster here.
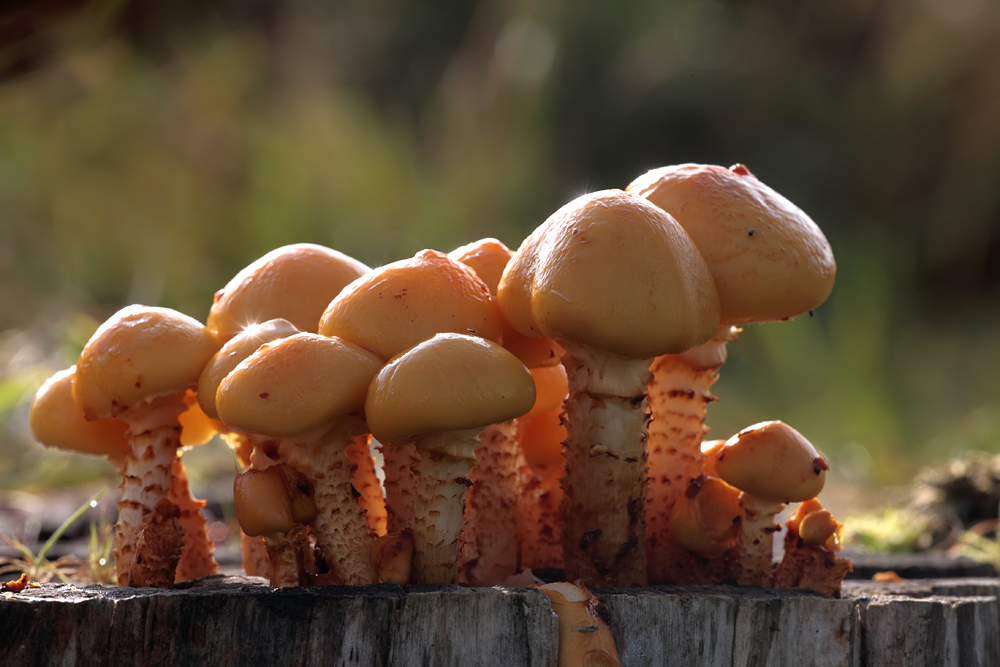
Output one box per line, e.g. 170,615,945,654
29,165,850,598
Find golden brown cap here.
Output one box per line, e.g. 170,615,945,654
178,389,224,447
30,367,129,460
197,319,300,419
319,249,502,361
788,498,842,550
208,243,369,342
628,164,836,326
524,363,568,419
498,190,720,359
74,305,221,418
713,421,827,503
216,332,382,437
366,333,535,444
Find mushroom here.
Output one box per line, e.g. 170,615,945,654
627,164,835,583
73,305,221,587
216,332,383,584
233,464,318,587
498,190,720,586
774,498,852,596
662,474,742,584
709,421,828,587
207,243,369,343
535,581,621,667
32,370,221,583
449,238,563,585
370,532,415,585
365,333,536,584
317,249,502,541
198,318,301,578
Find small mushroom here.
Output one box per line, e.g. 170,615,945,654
774,498,852,596
365,333,535,584
73,305,221,587
710,421,827,588
660,474,742,584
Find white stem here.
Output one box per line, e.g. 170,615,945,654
735,493,785,588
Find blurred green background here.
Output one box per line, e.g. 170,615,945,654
1,0,998,507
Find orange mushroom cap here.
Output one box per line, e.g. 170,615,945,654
365,333,536,445
712,421,827,504
74,305,221,419
498,190,720,359
30,367,129,461
319,249,502,362
628,164,836,326
208,244,369,342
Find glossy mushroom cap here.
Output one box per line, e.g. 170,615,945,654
208,243,369,342
319,250,502,362
233,465,317,537
450,239,564,369
197,319,300,419
365,333,536,445
668,475,742,557
523,363,568,420
216,333,382,438
30,367,129,460
498,190,720,360
628,164,836,326
788,498,842,551
712,421,827,504
74,305,221,419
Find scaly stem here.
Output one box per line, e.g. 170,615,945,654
459,421,520,586
645,325,736,583
115,395,186,587
382,442,419,534
518,460,563,571
409,428,480,584
347,435,387,536
560,343,651,588
170,456,219,582
735,493,784,588
280,422,378,585
264,527,308,588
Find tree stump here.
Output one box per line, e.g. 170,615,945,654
1,576,997,666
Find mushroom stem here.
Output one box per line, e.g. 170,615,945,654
263,528,309,588
408,428,481,584
519,459,563,571
646,325,736,583
382,442,419,534
459,421,521,585
279,424,378,585
735,493,785,587
560,344,651,587
170,456,220,582
114,395,188,587
347,435,387,536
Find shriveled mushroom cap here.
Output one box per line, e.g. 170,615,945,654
197,318,300,419
30,367,129,460
74,305,221,418
628,164,836,326
451,239,563,368
319,250,502,361
498,190,720,359
208,243,369,342
713,421,827,503
216,332,382,437
366,333,535,444
668,475,742,557
233,466,317,537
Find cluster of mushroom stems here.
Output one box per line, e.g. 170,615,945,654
30,162,851,615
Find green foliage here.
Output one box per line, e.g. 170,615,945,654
842,508,934,553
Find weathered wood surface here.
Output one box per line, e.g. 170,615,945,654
1,576,998,666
